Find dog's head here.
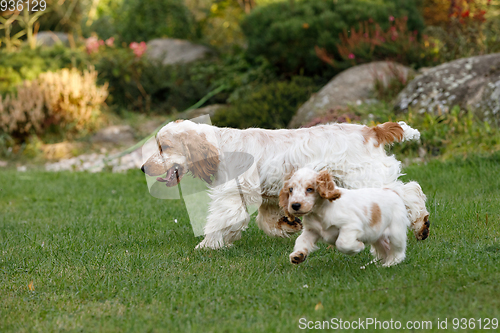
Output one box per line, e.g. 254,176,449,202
141,120,220,186
279,168,341,218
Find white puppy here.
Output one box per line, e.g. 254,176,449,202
279,168,412,267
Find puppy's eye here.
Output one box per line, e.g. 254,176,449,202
306,188,314,193
289,188,293,193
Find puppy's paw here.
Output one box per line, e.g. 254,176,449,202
290,251,307,265
278,216,303,235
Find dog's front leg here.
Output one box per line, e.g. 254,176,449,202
289,229,320,264
195,187,253,249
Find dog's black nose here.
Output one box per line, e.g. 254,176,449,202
291,203,301,211
141,165,145,173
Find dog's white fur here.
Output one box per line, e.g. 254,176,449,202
141,120,429,249
281,168,410,267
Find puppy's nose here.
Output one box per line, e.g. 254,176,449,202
141,165,145,173
291,203,301,211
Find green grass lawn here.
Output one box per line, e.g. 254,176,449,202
1,154,500,332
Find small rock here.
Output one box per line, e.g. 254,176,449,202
0,160,7,167
45,149,143,173
91,125,135,145
146,38,213,66
35,31,70,47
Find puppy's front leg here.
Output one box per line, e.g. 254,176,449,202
290,229,319,265
335,228,365,255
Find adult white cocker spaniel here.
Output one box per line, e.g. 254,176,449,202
141,119,430,249
280,168,415,267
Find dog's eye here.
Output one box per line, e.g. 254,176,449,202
306,188,314,193
289,188,293,193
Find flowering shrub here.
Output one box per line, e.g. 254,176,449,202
129,41,147,58
86,36,115,54
315,16,437,70
423,0,500,62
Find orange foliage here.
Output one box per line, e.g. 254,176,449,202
423,0,489,27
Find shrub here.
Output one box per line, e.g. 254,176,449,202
212,77,318,129
0,45,88,95
241,0,425,76
196,0,247,53
116,0,197,43
0,67,108,140
92,45,218,113
94,46,276,114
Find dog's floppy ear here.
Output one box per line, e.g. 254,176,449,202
182,132,220,184
279,179,294,219
316,170,341,201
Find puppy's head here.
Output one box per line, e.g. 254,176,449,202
141,120,220,186
279,168,341,217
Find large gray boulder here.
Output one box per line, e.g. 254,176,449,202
394,53,500,123
146,38,213,65
289,61,414,128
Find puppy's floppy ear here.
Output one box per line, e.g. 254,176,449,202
181,132,220,184
316,170,341,201
279,180,294,219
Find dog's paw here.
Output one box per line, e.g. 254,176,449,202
278,216,303,235
290,251,307,265
415,217,430,240
195,238,225,250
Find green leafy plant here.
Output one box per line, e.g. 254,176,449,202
117,0,197,43
212,76,318,129
345,102,500,160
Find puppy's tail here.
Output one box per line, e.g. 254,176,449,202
386,181,430,240
368,121,420,146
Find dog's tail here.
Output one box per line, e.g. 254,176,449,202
386,181,430,240
368,121,420,146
